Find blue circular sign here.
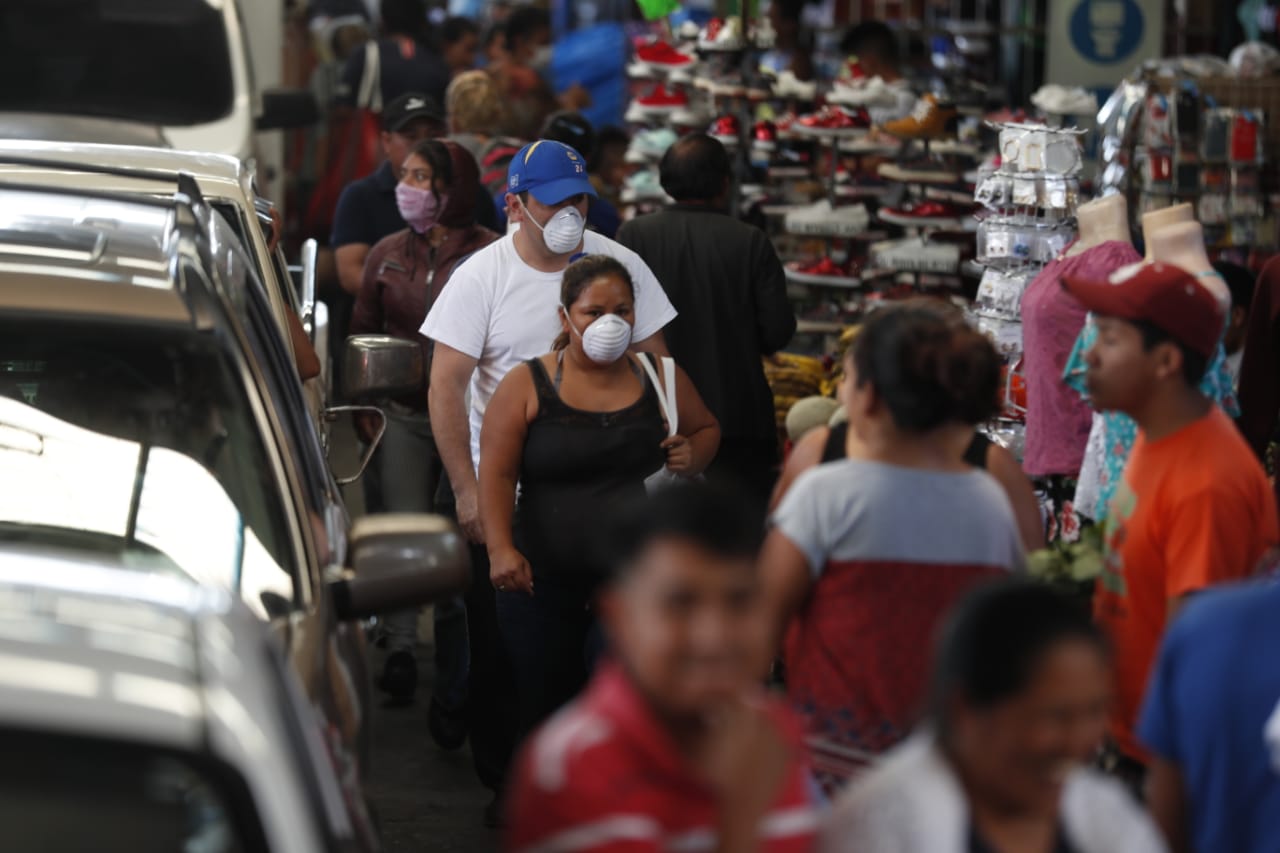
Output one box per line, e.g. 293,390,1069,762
1069,0,1145,64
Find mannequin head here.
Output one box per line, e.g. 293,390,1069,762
1068,195,1131,256
1141,203,1193,261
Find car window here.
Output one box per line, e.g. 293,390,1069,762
239,270,335,565
2,727,269,853
0,0,234,127
0,316,297,618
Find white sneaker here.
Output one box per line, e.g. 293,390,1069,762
1031,85,1098,116
784,199,870,237
828,76,905,108
699,16,745,51
774,70,817,101
671,102,715,127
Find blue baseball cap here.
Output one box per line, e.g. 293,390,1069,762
508,140,598,205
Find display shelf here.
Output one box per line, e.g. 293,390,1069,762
785,268,863,288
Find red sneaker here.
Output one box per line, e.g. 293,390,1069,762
709,114,741,145
878,199,975,227
787,257,860,284
798,106,870,131
634,83,689,115
635,40,695,69
752,120,778,151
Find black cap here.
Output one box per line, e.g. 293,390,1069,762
382,92,445,131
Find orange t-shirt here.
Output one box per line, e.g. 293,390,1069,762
1095,405,1279,760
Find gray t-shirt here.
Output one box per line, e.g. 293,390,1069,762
774,458,1026,576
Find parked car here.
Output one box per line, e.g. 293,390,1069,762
0,0,316,162
0,179,467,779
0,554,377,852
0,140,321,383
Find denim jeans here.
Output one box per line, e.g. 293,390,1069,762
376,407,468,712
496,575,605,739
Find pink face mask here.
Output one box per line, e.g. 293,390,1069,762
396,183,448,233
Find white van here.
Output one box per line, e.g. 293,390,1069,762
0,0,315,161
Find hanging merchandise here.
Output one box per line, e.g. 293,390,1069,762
1098,65,1276,254
966,121,1087,470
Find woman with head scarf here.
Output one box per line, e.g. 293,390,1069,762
351,138,499,742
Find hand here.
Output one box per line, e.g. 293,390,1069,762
692,697,793,822
355,411,381,445
662,434,694,475
489,546,534,595
455,487,485,545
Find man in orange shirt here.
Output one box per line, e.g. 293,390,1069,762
1064,262,1279,781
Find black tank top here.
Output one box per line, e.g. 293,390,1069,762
821,422,991,469
516,355,668,578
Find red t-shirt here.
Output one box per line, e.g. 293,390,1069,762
506,665,818,852
1096,405,1279,760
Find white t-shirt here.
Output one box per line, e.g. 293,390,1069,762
419,230,677,472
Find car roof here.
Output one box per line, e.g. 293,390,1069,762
0,545,235,748
0,181,245,329
0,548,333,852
0,138,249,189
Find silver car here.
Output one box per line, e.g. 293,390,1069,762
0,554,375,852
0,179,466,785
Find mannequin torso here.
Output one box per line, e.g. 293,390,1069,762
1146,221,1230,309
1066,194,1132,257
1141,203,1194,261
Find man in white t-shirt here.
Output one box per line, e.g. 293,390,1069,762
422,139,676,541
419,139,676,817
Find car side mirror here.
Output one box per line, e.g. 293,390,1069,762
342,335,424,399
257,88,320,131
330,514,470,620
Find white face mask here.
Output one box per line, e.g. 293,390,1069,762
565,310,632,364
522,199,586,255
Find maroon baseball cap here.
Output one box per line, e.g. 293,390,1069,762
1062,261,1224,357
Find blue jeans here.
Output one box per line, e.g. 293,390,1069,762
496,575,605,738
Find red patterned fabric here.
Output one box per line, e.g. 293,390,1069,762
786,559,1006,793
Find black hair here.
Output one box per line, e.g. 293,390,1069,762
541,111,596,161
380,0,430,42
407,138,454,188
851,301,1001,432
440,15,478,45
840,21,899,66
504,6,551,49
601,483,764,583
1132,319,1210,387
483,21,506,49
1214,260,1256,317
658,134,731,203
553,255,634,350
930,580,1108,739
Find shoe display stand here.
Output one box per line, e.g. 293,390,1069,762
1097,69,1275,260
967,121,1085,462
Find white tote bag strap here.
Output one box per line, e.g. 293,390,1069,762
637,353,678,437
358,39,382,112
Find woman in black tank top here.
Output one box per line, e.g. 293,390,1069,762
823,421,992,468
477,256,720,736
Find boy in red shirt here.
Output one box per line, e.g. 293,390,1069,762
1064,262,1279,774
505,486,817,852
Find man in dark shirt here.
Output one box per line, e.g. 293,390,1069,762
335,0,450,108
330,91,446,295
616,135,796,515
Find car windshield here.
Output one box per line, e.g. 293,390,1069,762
0,319,295,617
0,0,234,126
3,727,267,852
